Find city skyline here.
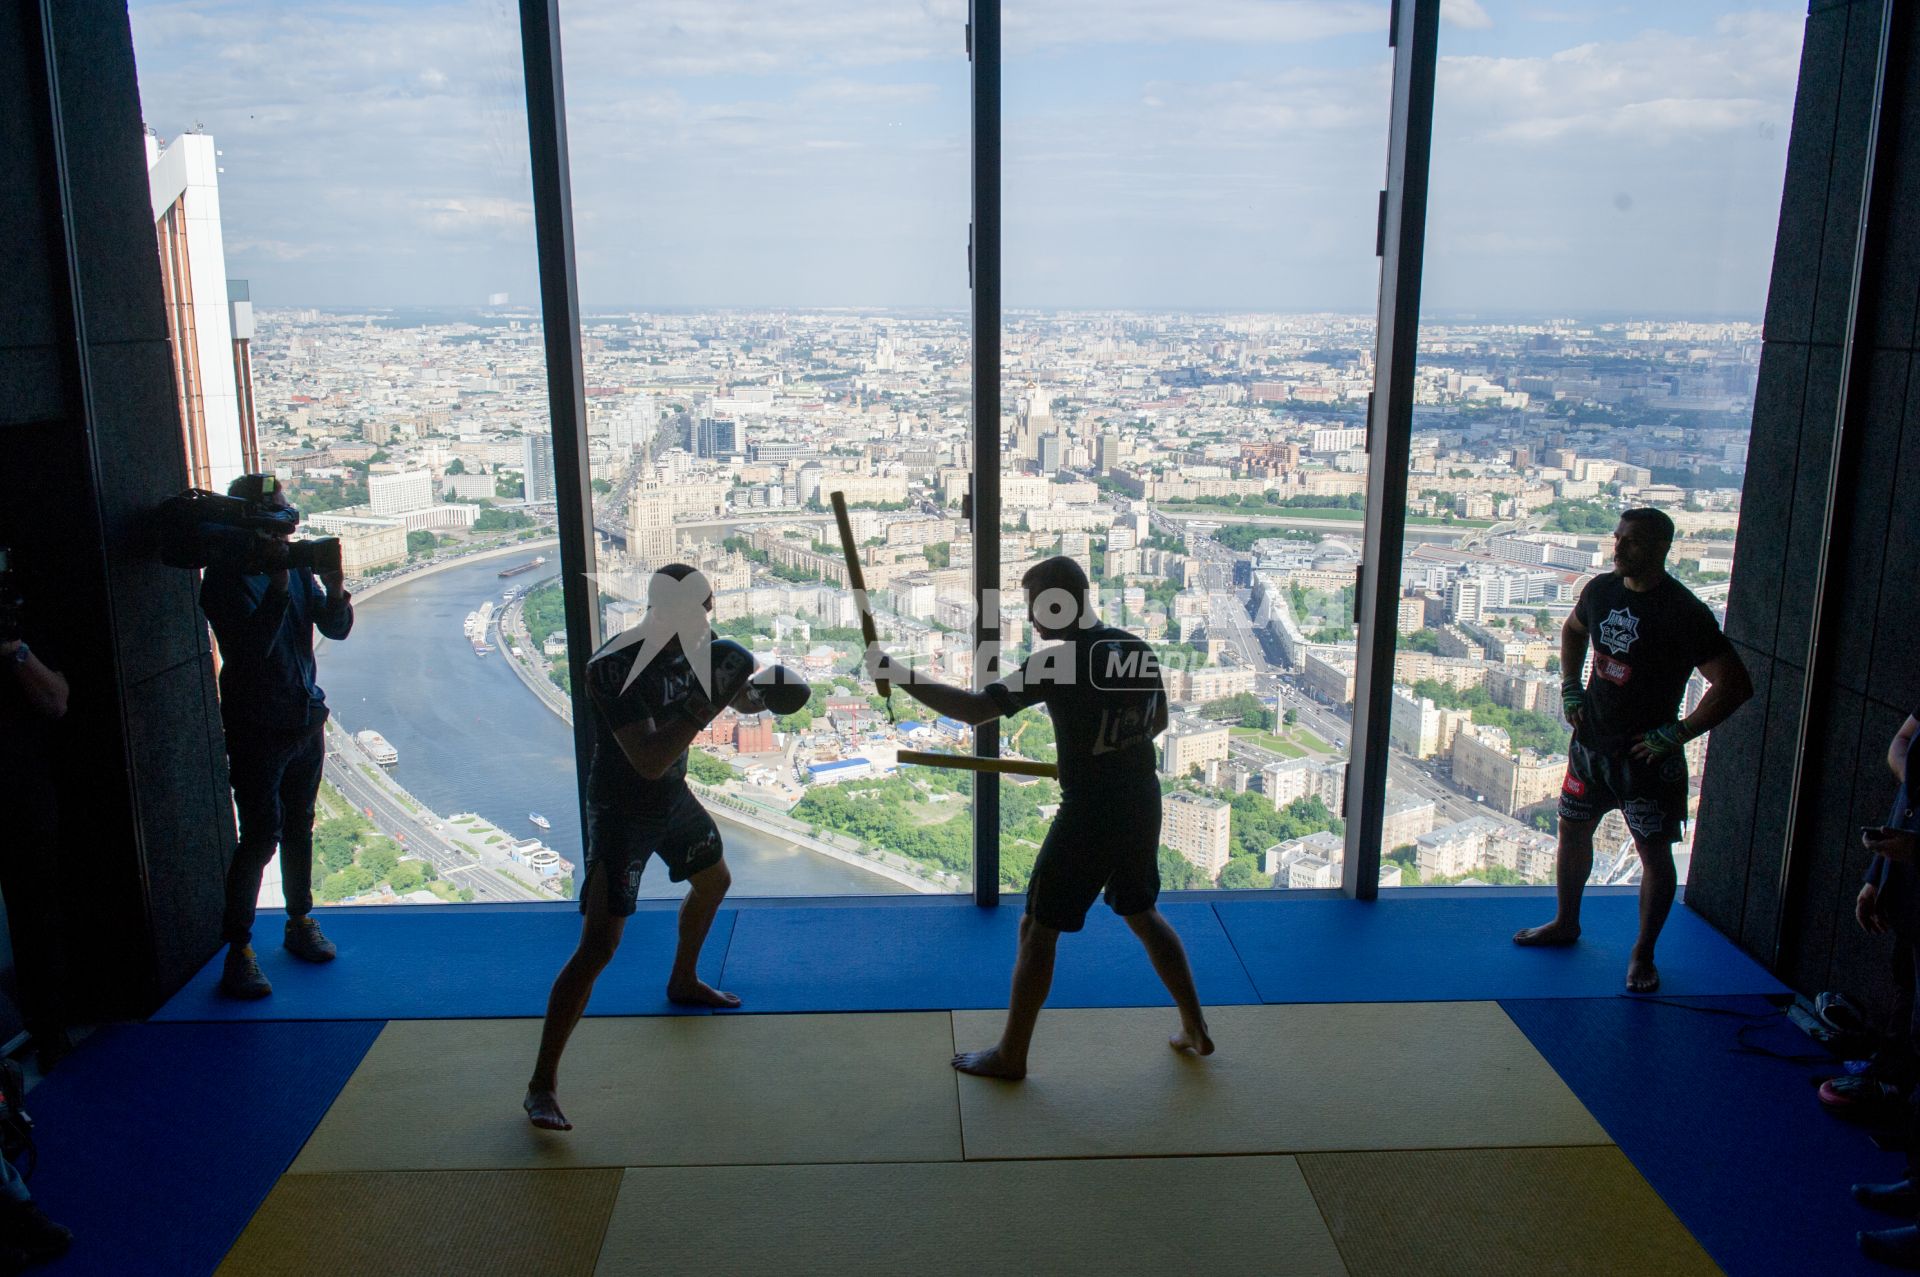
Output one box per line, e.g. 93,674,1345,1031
129,0,1801,314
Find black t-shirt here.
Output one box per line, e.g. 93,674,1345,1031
985,623,1168,798
584,630,698,812
1574,572,1731,753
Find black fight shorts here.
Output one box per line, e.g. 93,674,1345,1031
1026,791,1163,933
1557,737,1689,845
582,785,724,917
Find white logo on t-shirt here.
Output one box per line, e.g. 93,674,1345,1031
1597,607,1640,656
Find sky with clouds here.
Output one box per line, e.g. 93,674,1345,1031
128,0,1804,316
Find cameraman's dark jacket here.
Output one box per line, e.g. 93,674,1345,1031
201,565,352,736
1867,781,1920,932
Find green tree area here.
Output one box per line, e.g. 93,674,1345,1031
925,542,951,569
1158,845,1210,889
769,560,826,583
1199,692,1274,731
1154,642,1210,669
1211,524,1315,552
1386,844,1421,885
314,811,456,902
1670,561,1730,587
591,476,613,495
1162,493,1366,512
1228,792,1343,862
474,507,535,532
1401,628,1441,654
496,472,524,500
445,457,467,474
1008,712,1057,764
288,476,369,515
1410,678,1567,755
792,771,1065,889
1543,499,1619,534
406,530,446,557
522,581,566,650
722,536,772,566
687,749,732,784
1219,857,1272,889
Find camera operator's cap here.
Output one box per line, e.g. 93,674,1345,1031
227,473,282,502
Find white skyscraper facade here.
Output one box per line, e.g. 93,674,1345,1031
147,130,257,492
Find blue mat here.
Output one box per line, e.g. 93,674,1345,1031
715,900,1261,1011
1502,995,1895,1277
152,908,735,1022
1212,894,1788,1003
28,1020,382,1277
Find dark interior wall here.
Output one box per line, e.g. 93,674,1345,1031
0,1,235,1019
1691,0,1920,1011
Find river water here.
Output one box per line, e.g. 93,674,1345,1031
317,554,907,898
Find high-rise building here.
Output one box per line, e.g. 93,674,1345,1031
147,130,258,490
628,473,677,570
523,433,556,504
1164,792,1232,878
369,469,434,516
1037,433,1063,474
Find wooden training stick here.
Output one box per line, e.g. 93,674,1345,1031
897,750,1059,779
829,489,892,716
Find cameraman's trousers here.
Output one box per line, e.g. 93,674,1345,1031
222,723,325,946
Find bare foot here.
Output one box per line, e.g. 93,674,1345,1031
524,1087,571,1131
952,1046,1027,1080
666,978,742,1009
1513,921,1582,947
1170,1021,1216,1057
1626,952,1660,993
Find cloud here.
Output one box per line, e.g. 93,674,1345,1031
416,198,534,233
1443,0,1494,30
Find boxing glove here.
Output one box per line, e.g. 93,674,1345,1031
743,665,810,716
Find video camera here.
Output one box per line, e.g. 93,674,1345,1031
0,546,22,646
157,475,342,577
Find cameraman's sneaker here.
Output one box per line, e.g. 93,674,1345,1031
0,1201,71,1263
284,916,336,964
1823,1074,1906,1121
219,945,272,1000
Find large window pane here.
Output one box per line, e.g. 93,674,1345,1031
132,1,572,906
561,0,970,895
1385,3,1802,889
1004,2,1391,892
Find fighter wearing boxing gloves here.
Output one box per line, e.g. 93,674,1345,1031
1512,508,1752,993
525,564,807,1130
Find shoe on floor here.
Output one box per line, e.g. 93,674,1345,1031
0,1201,72,1263
1862,1224,1920,1268
1824,1075,1907,1119
1857,1179,1920,1217
218,945,272,1000
283,916,336,964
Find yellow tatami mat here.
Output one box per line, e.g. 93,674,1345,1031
218,1169,621,1277
291,1014,964,1173
951,1002,1608,1160
1298,1146,1720,1276
594,1156,1347,1276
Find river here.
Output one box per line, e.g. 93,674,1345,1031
317,553,908,898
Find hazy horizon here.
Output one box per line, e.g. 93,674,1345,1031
131,0,1803,316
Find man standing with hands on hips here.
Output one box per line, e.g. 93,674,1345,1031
200,473,353,1000
1514,507,1752,992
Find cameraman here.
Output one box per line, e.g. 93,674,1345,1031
0,550,74,1072
200,475,352,999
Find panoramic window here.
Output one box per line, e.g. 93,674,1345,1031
999,1,1392,893
131,0,569,907
561,0,971,896
1381,2,1803,890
